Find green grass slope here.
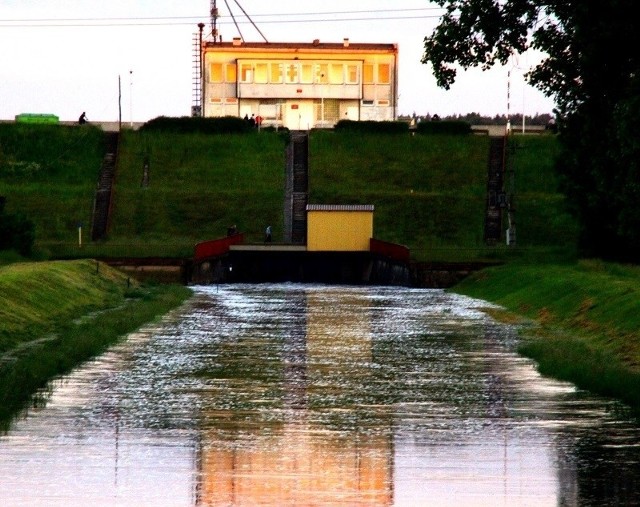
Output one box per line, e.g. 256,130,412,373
110,130,287,253
0,259,192,426
310,131,574,260
1,123,573,261
453,260,640,409
0,124,105,246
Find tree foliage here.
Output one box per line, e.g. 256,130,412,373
423,0,640,261
0,208,35,256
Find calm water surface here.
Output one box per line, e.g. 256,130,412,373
1,284,639,506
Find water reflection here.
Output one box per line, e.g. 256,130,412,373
1,284,640,506
198,288,392,505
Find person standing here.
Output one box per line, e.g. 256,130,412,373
264,225,272,243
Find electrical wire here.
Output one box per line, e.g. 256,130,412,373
0,7,442,23
0,8,444,28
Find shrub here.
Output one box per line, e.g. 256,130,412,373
416,120,472,135
139,115,254,134
0,210,35,256
334,119,409,134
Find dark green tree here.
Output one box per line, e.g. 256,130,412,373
0,211,35,256
0,197,35,256
422,0,640,260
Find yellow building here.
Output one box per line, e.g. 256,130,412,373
201,39,398,130
306,204,374,252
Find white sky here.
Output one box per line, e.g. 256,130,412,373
0,0,555,122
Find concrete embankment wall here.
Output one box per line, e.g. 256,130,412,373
411,262,500,289
102,253,496,288
189,250,411,286
185,252,493,288
103,255,494,288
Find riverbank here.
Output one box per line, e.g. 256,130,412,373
0,260,192,428
452,259,640,410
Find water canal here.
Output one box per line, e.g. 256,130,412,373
1,284,639,506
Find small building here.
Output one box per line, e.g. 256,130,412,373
306,204,374,252
201,39,398,130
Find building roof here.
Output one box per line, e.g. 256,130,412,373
203,40,397,53
307,204,375,212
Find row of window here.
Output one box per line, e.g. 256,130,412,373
209,98,392,106
209,61,392,85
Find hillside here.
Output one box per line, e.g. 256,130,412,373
0,123,574,262
0,124,104,245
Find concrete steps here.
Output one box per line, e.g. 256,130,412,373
91,132,119,241
284,131,309,244
483,136,506,245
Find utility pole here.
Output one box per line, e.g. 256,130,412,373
118,75,122,131
129,70,133,127
505,69,516,246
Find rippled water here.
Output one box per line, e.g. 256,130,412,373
1,284,639,506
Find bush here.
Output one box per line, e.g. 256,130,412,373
334,119,409,134
0,210,35,256
139,115,254,134
416,120,472,135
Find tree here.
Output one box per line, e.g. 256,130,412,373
0,210,35,256
422,0,640,261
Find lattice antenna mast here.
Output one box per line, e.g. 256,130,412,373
210,0,220,41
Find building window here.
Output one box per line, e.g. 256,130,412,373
286,64,298,83
363,64,374,84
314,98,339,122
300,63,314,84
329,63,343,84
270,63,283,83
258,99,279,119
226,64,237,83
378,64,391,84
210,63,223,83
316,64,329,84
240,63,253,83
255,63,268,83
346,64,359,84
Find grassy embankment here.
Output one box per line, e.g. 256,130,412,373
1,123,573,262
453,260,640,410
0,123,105,250
0,259,192,428
309,130,574,261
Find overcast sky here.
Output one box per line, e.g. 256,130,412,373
0,0,555,122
